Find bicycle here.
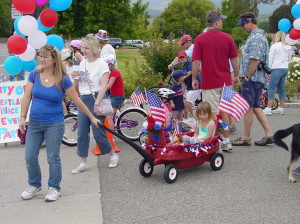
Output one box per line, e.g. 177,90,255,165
260,88,279,110
62,101,148,146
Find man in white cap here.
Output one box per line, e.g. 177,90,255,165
191,10,240,151
95,29,116,58
168,34,194,69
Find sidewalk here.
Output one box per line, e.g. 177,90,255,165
0,141,103,224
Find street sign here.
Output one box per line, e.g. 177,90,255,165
11,3,22,19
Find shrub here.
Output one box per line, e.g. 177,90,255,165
285,56,300,101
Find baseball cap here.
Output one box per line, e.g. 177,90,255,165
236,17,255,26
95,29,108,40
206,10,227,23
178,35,192,45
172,70,186,79
177,51,187,58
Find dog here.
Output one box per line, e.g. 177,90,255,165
273,123,300,183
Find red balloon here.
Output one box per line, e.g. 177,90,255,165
289,28,300,40
40,9,58,28
7,35,27,55
12,0,36,14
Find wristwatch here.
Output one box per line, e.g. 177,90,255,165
245,75,250,81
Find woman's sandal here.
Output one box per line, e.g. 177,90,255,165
232,137,251,146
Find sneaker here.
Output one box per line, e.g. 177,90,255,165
229,125,237,133
109,154,119,168
232,137,251,146
21,185,41,200
220,142,232,151
44,187,61,202
292,166,300,175
272,107,284,115
71,163,90,174
263,107,272,116
254,136,273,146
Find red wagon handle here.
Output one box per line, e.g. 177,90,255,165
97,122,154,165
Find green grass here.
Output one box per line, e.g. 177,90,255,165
116,48,144,74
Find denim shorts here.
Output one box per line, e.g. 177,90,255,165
110,95,125,109
241,80,264,108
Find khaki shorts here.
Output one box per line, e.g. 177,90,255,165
202,87,223,113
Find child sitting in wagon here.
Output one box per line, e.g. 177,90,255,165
167,101,215,145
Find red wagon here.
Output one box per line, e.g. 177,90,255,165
99,121,224,184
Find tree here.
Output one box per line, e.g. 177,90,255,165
269,4,293,33
0,0,13,37
154,0,215,38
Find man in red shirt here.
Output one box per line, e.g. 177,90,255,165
191,10,240,151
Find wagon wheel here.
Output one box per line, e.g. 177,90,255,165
139,159,153,177
164,164,178,184
210,153,224,171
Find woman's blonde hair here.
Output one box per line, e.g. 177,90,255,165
196,101,213,121
81,34,100,58
36,45,67,90
274,31,287,45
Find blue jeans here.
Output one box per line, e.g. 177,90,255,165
77,94,112,157
25,119,64,190
267,68,288,100
110,95,125,109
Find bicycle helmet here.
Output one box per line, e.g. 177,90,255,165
61,48,72,61
156,88,175,99
70,40,81,49
101,54,116,65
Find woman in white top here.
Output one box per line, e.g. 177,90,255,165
71,35,119,174
263,31,292,115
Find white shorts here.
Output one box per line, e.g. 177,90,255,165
186,90,202,105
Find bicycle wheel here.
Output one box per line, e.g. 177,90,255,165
116,108,147,141
62,113,78,146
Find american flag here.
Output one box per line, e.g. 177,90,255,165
219,85,249,122
130,88,146,107
145,90,167,123
172,120,196,138
172,121,180,137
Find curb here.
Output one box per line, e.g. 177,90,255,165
284,103,300,108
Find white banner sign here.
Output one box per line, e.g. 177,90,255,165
0,81,27,143
11,3,22,19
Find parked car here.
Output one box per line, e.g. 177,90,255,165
108,38,123,49
123,40,144,48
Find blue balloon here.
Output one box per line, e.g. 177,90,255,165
278,18,291,33
47,34,64,51
14,16,26,37
292,4,300,18
4,56,22,75
49,0,72,11
38,18,54,32
22,59,37,72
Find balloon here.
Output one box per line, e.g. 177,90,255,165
7,35,27,55
286,34,299,45
291,4,300,18
12,0,36,14
22,59,37,72
36,0,48,7
28,30,47,49
18,15,38,36
278,18,291,33
293,18,300,30
40,9,58,28
49,0,72,11
47,34,64,51
14,16,26,37
4,56,22,75
17,44,36,61
38,18,54,32
289,28,300,40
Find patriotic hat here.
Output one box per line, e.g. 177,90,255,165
95,29,108,40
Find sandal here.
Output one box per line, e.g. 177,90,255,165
254,136,273,146
232,137,251,146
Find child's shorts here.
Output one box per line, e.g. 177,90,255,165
110,95,125,109
186,90,202,105
182,135,201,145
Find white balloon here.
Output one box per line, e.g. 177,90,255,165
28,30,47,49
18,15,38,36
297,1,300,4
17,44,36,61
286,34,299,45
293,18,300,30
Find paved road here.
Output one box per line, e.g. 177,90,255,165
99,108,300,224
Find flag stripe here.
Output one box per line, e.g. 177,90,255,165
130,88,146,107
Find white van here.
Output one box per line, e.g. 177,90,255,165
123,40,144,48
